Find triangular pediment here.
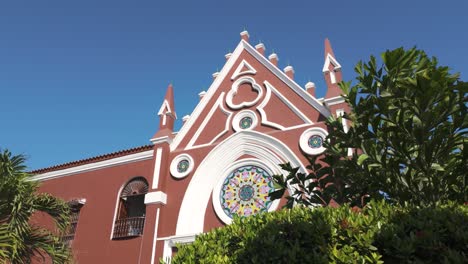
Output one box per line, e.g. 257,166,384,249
170,40,331,151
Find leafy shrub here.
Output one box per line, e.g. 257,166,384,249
375,203,468,263
170,207,331,264
168,201,467,264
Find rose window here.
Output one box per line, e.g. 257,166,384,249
308,135,324,149
239,116,253,129
220,165,274,218
177,159,190,173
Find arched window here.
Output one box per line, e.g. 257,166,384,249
62,198,85,246
112,177,148,239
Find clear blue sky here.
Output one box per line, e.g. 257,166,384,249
1,0,467,170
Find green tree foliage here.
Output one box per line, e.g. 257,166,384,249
271,48,468,207
169,201,467,263
374,203,468,263
0,149,71,264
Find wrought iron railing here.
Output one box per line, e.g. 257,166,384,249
112,216,145,239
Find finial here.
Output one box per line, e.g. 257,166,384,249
240,30,249,42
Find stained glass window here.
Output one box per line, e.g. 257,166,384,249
220,165,274,218
177,159,190,173
308,135,323,149
239,116,253,129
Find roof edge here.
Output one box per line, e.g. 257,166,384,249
30,145,154,175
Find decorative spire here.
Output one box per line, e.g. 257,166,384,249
156,83,176,133
322,38,343,99
324,38,335,59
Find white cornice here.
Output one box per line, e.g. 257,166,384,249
324,95,345,106
145,191,167,205
157,234,196,245
31,150,154,181
150,135,173,145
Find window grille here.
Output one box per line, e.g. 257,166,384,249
112,177,148,239
62,199,85,246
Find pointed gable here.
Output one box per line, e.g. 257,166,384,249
170,35,331,151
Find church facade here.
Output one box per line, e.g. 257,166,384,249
32,31,349,263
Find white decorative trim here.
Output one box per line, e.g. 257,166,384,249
157,234,197,244
232,110,258,132
198,91,207,99
157,100,171,116
76,198,87,204
336,109,352,157
157,100,177,125
150,208,161,264
226,76,263,109
170,40,330,151
175,130,306,236
212,159,281,225
231,59,257,80
330,71,337,84
110,182,125,239
170,153,194,179
145,191,168,205
186,93,233,150
242,42,328,114
152,148,163,189
31,150,154,182
336,109,348,132
322,53,342,72
160,234,197,262
299,127,328,155
257,81,313,130
162,241,172,264
324,95,345,106
170,40,245,152
150,136,173,145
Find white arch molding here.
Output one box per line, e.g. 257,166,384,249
175,130,306,236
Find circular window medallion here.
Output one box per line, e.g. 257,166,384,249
299,127,328,155
232,110,258,132
219,165,274,218
170,154,194,179
177,159,190,173
308,135,324,149
239,116,253,129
